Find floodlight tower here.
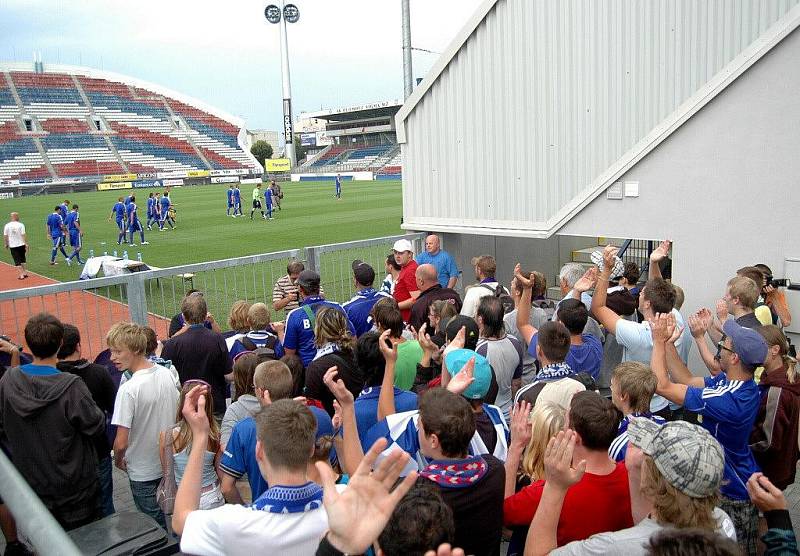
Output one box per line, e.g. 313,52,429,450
265,1,300,168
401,0,413,99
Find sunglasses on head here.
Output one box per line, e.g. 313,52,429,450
184,379,211,389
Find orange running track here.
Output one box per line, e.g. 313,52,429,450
0,262,169,359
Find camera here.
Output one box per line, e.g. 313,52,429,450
767,277,790,288
0,336,22,352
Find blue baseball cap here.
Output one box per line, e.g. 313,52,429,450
722,320,768,368
445,348,492,400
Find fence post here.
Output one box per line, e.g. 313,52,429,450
306,246,320,275
126,274,149,326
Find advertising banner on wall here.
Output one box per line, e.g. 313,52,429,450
187,170,211,178
136,172,157,179
240,178,262,185
210,176,239,184
300,133,316,147
162,179,184,186
103,173,137,183
157,171,188,179
0,192,14,199
210,169,240,177
266,158,291,172
97,182,133,191
133,180,163,189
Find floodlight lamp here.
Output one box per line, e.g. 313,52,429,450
283,4,300,23
264,4,281,23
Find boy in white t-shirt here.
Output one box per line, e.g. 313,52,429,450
3,212,27,280
109,322,179,529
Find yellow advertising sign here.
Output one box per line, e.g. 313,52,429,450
187,170,211,178
103,173,137,182
266,158,291,172
97,182,133,191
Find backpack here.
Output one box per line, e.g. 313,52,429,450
480,283,515,316
532,298,557,321
240,335,279,362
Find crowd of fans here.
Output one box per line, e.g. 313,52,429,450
0,235,797,556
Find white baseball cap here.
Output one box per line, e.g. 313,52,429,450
392,239,414,253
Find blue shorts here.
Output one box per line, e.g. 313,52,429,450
69,231,81,248
51,236,63,248
227,201,234,208
129,219,141,232
116,219,125,231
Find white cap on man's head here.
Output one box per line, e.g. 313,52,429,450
392,239,414,254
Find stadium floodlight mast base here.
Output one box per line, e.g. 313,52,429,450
265,1,300,169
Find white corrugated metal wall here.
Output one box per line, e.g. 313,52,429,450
400,0,798,233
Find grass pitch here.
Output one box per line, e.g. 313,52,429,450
1,179,402,283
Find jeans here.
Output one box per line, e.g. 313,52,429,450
97,456,115,517
129,478,166,530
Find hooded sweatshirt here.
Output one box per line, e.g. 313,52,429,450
750,363,800,489
0,365,104,518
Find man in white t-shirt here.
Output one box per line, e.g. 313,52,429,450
3,212,27,280
109,322,180,529
174,396,332,555
589,243,690,414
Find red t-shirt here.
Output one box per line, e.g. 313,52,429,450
393,259,419,322
503,462,633,546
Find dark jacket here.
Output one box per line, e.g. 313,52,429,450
409,285,462,332
0,365,104,521
305,351,363,416
57,359,118,459
161,325,232,415
750,364,800,489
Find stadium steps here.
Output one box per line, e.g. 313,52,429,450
371,144,400,171
301,144,333,168
71,74,131,174
3,71,57,179
161,99,213,170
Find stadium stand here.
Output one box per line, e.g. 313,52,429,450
0,64,261,181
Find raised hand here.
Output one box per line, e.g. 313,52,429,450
687,314,707,339
182,384,210,437
417,323,438,354
317,438,417,555
544,430,586,491
715,299,729,323
510,401,533,449
424,545,466,556
271,321,286,335
649,240,671,263
649,313,672,344
747,473,787,512
446,355,475,395
600,245,619,275
331,400,343,430
323,366,354,406
377,329,398,363
574,267,598,293
514,263,533,289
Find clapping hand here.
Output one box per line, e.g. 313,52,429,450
747,473,787,512
688,313,707,339
574,267,598,293
317,438,417,555
446,356,475,395
510,401,533,449
323,366,354,406
649,240,671,264
417,323,438,354
715,299,729,323
544,430,586,491
649,312,675,344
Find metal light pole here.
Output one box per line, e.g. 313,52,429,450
401,0,413,99
265,2,300,168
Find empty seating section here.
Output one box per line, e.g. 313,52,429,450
311,145,348,167
377,152,403,174
310,143,401,172
0,70,259,180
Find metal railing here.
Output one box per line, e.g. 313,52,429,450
0,449,81,555
616,239,655,278
0,233,424,357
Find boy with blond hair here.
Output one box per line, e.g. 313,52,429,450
109,322,180,529
608,361,665,462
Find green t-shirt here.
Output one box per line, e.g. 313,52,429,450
395,340,423,390
252,187,261,201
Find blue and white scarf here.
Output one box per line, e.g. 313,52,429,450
313,342,341,361
533,362,575,383
251,482,324,514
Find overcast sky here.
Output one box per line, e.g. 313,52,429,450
0,0,484,131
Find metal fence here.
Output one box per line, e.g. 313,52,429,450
0,233,424,359
616,239,655,277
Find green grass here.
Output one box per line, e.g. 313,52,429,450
3,179,402,283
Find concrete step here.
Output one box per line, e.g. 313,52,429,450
597,237,627,247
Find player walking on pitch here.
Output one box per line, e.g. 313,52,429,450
127,195,149,246
109,197,128,245
46,206,68,265
335,174,342,199
64,204,85,265
226,185,235,217
250,183,265,220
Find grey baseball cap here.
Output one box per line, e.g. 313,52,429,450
627,417,724,499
